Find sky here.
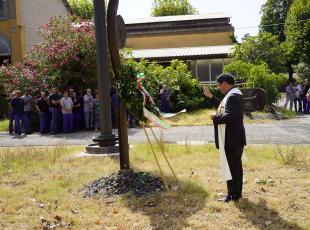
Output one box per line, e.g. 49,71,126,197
118,0,267,41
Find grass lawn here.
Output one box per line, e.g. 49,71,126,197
0,144,309,229
0,119,9,132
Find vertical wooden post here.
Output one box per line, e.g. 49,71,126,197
107,0,130,169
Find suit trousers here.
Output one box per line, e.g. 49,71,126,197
225,147,243,197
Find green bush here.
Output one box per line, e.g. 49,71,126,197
223,60,254,82
119,59,211,116
0,96,8,119
68,0,94,19
142,60,208,112
248,64,287,104
294,63,310,81
224,60,286,104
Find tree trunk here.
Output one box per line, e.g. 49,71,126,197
287,62,294,82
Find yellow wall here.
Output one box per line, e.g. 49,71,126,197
126,32,233,49
0,0,24,63
0,19,24,63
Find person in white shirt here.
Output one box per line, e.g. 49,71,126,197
294,81,303,113
283,82,295,111
61,90,74,133
22,89,33,132
83,88,94,130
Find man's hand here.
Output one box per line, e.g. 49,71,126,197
210,113,216,120
203,85,213,99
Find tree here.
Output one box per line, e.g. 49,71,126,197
260,0,298,81
285,0,310,64
223,61,286,103
68,0,94,19
260,0,293,42
294,62,310,81
232,32,289,74
151,0,198,17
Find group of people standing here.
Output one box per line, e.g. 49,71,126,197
283,79,310,114
7,84,172,135
8,88,102,135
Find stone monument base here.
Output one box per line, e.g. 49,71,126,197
84,143,120,157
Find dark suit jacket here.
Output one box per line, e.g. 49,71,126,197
210,88,247,150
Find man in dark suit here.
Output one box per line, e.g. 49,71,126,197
204,74,246,202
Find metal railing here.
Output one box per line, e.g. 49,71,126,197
200,81,255,89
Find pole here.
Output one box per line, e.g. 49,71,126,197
93,0,116,147
107,0,130,169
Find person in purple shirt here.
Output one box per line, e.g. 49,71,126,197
160,85,171,113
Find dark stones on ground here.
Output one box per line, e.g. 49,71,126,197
83,170,164,198
245,111,291,120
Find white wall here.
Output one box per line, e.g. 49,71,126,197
19,0,70,50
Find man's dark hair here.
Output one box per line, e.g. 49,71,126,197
216,73,235,85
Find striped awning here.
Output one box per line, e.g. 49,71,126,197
130,45,234,60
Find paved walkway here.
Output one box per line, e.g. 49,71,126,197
0,115,309,147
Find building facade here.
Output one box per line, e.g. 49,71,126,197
0,0,71,65
125,14,235,82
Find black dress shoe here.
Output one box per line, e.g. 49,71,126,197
218,195,233,202
218,195,240,202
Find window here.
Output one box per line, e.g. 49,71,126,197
196,60,210,82
0,0,7,18
0,1,3,17
0,37,10,56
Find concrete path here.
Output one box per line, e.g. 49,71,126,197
0,115,309,147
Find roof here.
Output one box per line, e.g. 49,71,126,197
125,13,232,24
125,13,234,36
129,45,234,61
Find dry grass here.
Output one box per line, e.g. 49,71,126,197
0,144,309,229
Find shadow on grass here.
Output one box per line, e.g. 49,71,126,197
235,198,303,230
121,179,209,230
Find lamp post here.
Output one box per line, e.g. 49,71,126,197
92,0,116,147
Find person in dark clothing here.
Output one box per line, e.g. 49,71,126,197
8,92,15,134
204,73,246,203
111,88,118,128
35,92,50,134
78,89,85,129
302,79,310,114
48,88,61,134
160,85,171,113
9,90,28,135
72,91,82,131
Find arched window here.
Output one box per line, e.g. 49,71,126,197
0,37,10,56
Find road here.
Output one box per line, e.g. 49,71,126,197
0,115,309,147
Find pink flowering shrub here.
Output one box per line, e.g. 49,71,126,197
0,63,50,93
0,16,99,94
